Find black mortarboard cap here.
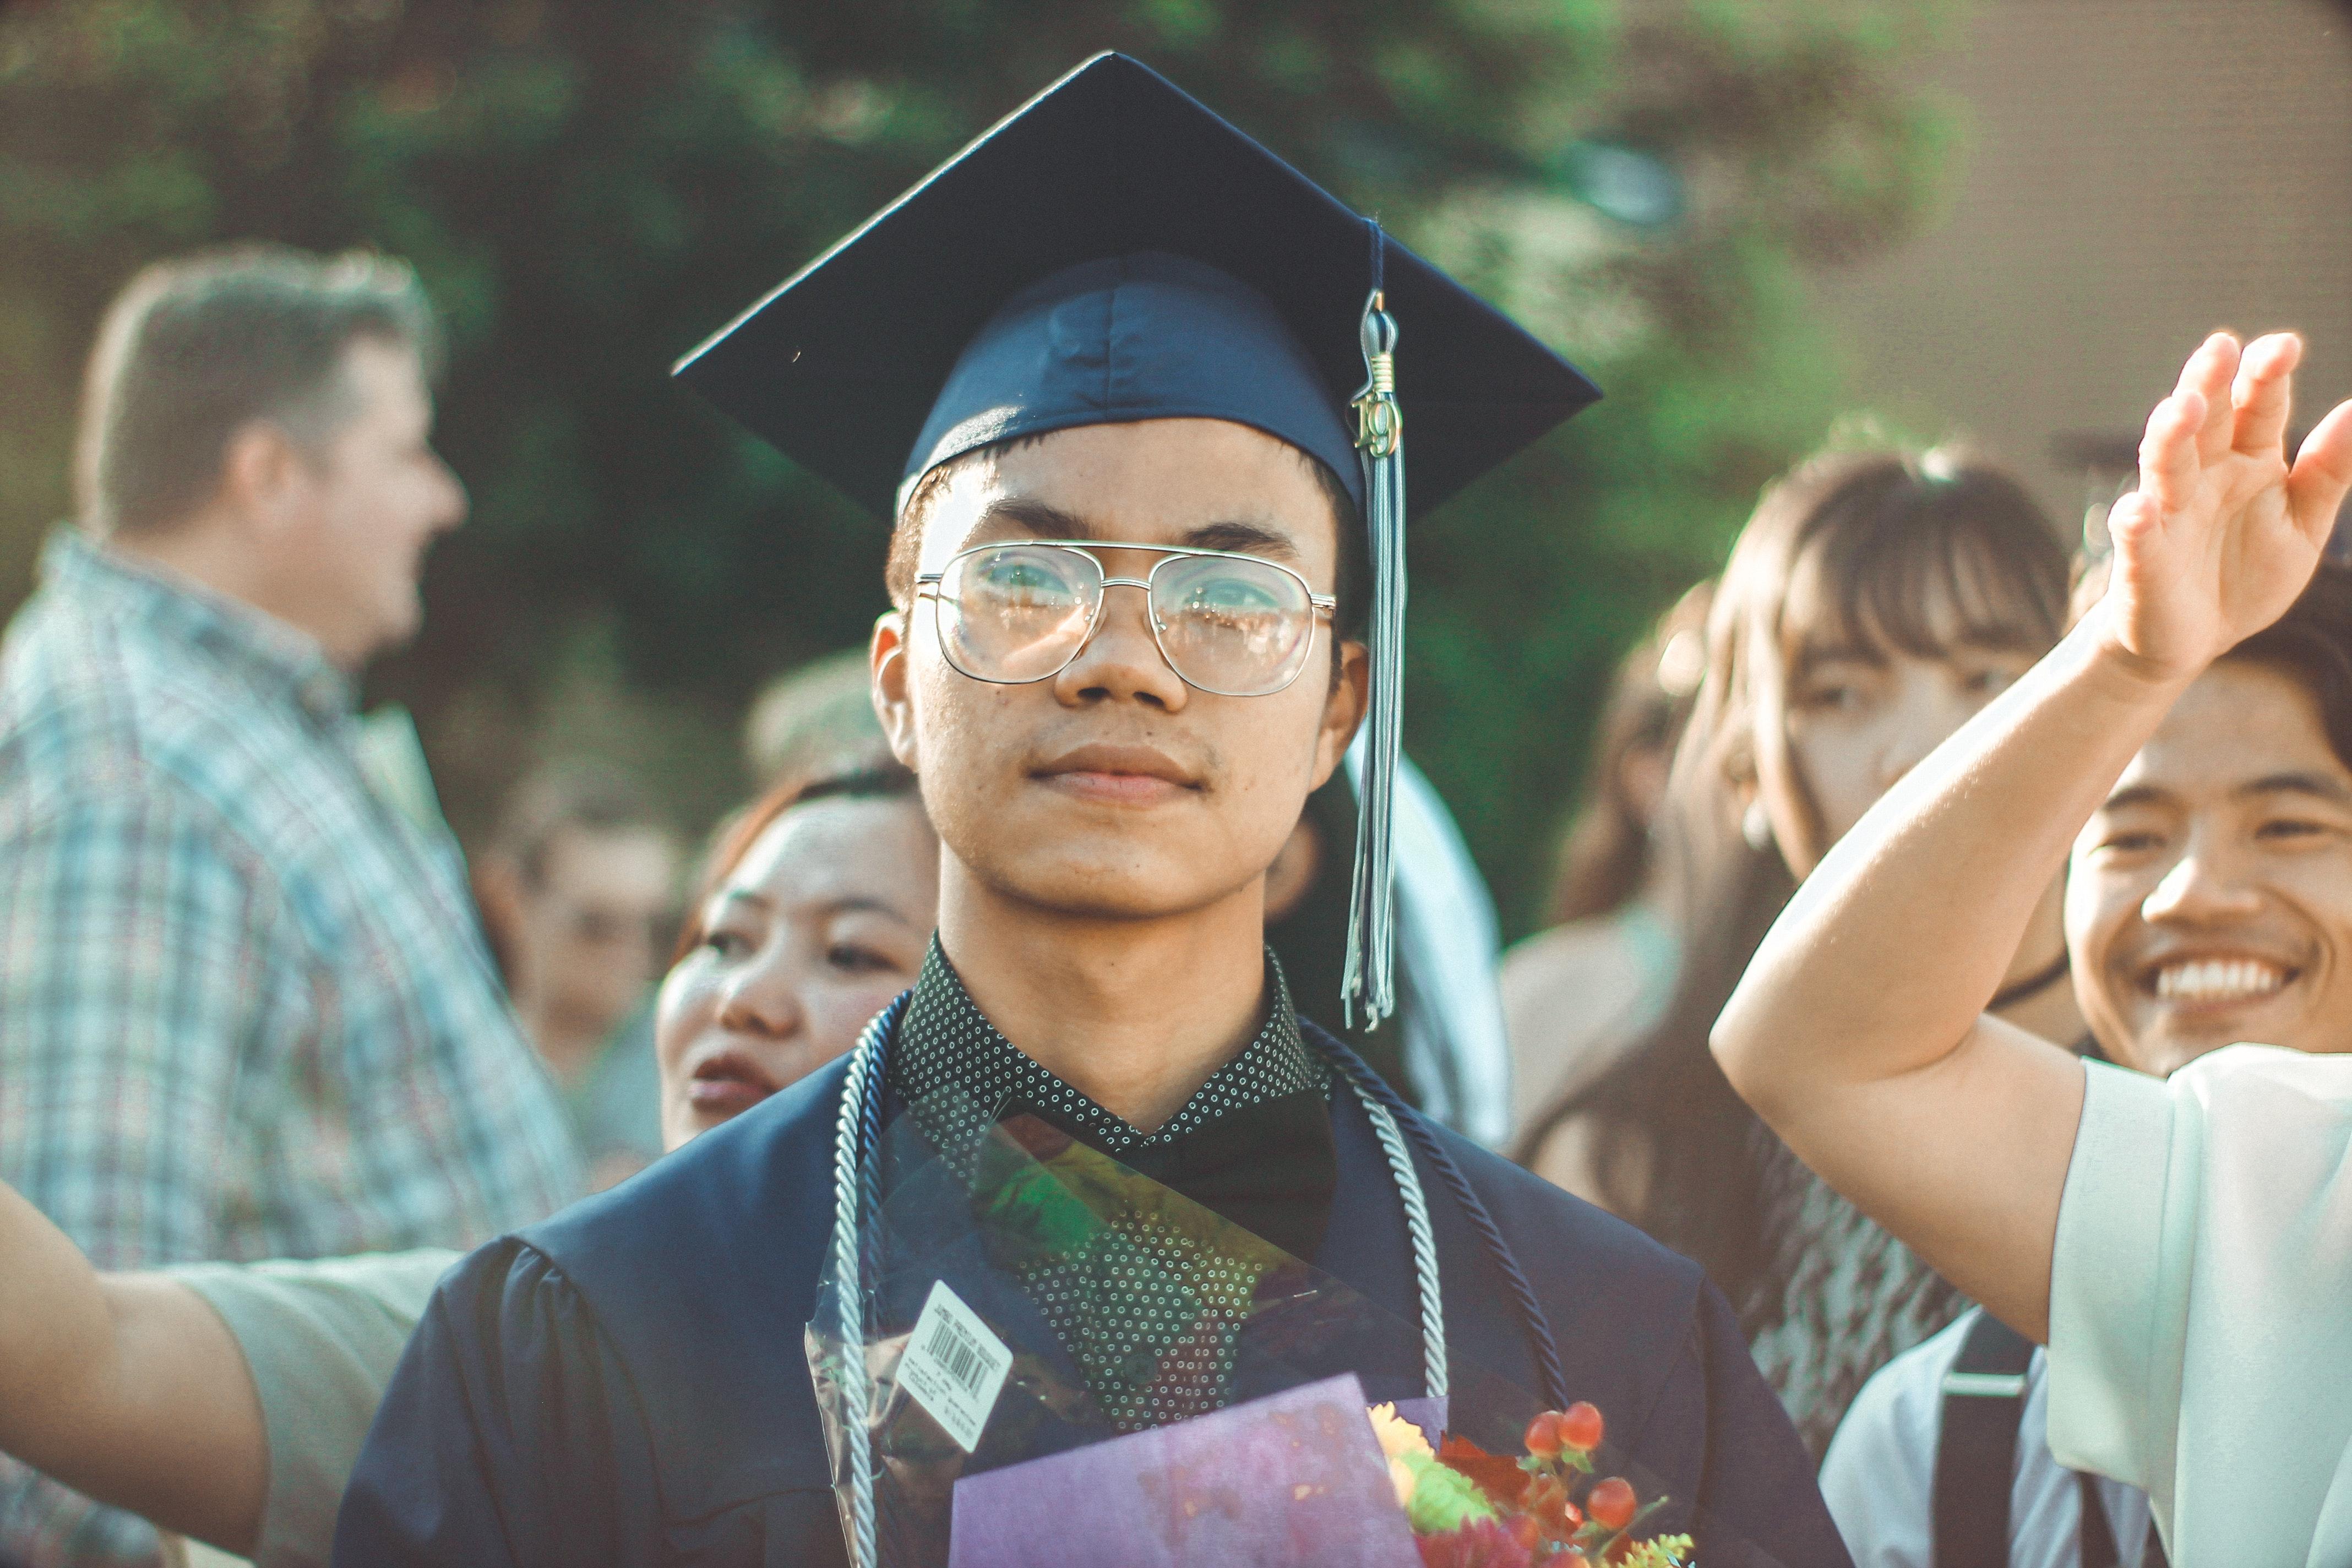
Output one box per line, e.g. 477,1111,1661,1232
676,51,1600,1030
675,52,1596,519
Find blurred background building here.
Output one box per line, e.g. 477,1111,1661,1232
1813,0,2352,542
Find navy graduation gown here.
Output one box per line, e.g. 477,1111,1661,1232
335,1033,1849,1567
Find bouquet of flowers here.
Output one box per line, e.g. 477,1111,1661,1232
1373,1400,1692,1568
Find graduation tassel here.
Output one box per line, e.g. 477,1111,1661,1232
1342,224,1405,1031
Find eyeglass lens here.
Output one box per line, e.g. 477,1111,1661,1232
935,544,1317,696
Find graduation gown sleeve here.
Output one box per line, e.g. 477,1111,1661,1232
334,1063,854,1568
331,1238,672,1568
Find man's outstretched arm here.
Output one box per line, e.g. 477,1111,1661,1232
1711,331,2352,1341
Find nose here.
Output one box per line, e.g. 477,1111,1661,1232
1053,578,1190,711
715,962,803,1039
2141,831,2265,927
431,447,469,533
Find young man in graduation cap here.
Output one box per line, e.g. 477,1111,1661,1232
336,55,1845,1568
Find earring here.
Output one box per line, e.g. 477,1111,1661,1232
1741,800,1773,852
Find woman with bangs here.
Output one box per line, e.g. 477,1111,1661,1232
1516,441,2083,1455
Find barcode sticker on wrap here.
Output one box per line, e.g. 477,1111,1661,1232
898,1281,1014,1453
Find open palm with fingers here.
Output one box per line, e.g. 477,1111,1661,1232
2104,331,2352,685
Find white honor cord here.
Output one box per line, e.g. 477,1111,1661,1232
825,1020,1447,1568
828,1009,891,1568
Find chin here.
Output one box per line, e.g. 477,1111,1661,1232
2135,1008,2297,1076
992,852,1246,922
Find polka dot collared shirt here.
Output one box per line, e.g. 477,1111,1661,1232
889,939,1332,1429
890,938,1330,1156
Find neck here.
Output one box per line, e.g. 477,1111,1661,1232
105,520,347,669
1992,873,2085,1045
935,860,1271,1131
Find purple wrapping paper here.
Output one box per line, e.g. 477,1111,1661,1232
946,1373,1425,1568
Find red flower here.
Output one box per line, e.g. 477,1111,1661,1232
1586,1476,1638,1534
1438,1434,1533,1509
1417,1519,1534,1568
1522,1476,1582,1537
1558,1402,1604,1453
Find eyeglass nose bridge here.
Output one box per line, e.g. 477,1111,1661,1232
1061,571,1167,671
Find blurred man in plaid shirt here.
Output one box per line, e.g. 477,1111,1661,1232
0,247,581,1564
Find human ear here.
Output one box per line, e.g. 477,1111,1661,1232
216,421,310,537
1306,638,1370,789
871,609,919,772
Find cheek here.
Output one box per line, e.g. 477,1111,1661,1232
652,972,717,1074
2064,870,2139,987
1779,726,1866,815
2277,853,2352,957
911,662,1019,775
809,979,903,1054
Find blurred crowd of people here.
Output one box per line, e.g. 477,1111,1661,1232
0,209,2345,1566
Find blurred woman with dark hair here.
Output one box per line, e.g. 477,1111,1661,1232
1504,581,1711,1135
0,763,936,1568
1515,442,2082,1455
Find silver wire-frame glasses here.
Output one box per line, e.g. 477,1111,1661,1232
914,540,1338,698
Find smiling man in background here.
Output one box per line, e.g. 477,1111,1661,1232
0,246,579,1565
1821,557,2352,1567
1715,330,2352,1564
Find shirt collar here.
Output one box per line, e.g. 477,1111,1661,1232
890,937,1329,1161
42,527,357,724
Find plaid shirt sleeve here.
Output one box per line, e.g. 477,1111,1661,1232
0,778,275,1568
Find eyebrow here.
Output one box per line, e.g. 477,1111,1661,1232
2097,772,2352,814
823,896,917,923
2095,784,2172,814
2237,771,2352,806
1181,519,1300,560
1790,641,1888,677
969,497,1090,540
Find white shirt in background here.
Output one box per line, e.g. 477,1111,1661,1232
2048,1047,2352,1567
1821,1312,2153,1568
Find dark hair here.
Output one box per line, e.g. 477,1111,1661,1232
1542,581,1713,926
887,433,1368,639
2071,556,2352,775
672,761,924,966
1514,443,2069,1311
75,244,440,535
2222,563,2352,771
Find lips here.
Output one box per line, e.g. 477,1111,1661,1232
2145,955,2293,1005
1031,741,1202,803
685,1048,781,1119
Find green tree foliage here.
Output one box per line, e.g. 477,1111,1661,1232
0,0,1948,930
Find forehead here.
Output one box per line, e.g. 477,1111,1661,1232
917,418,1339,568
543,824,678,890
2111,662,2346,801
722,796,932,906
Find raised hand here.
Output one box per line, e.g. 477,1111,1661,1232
2101,331,2352,685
